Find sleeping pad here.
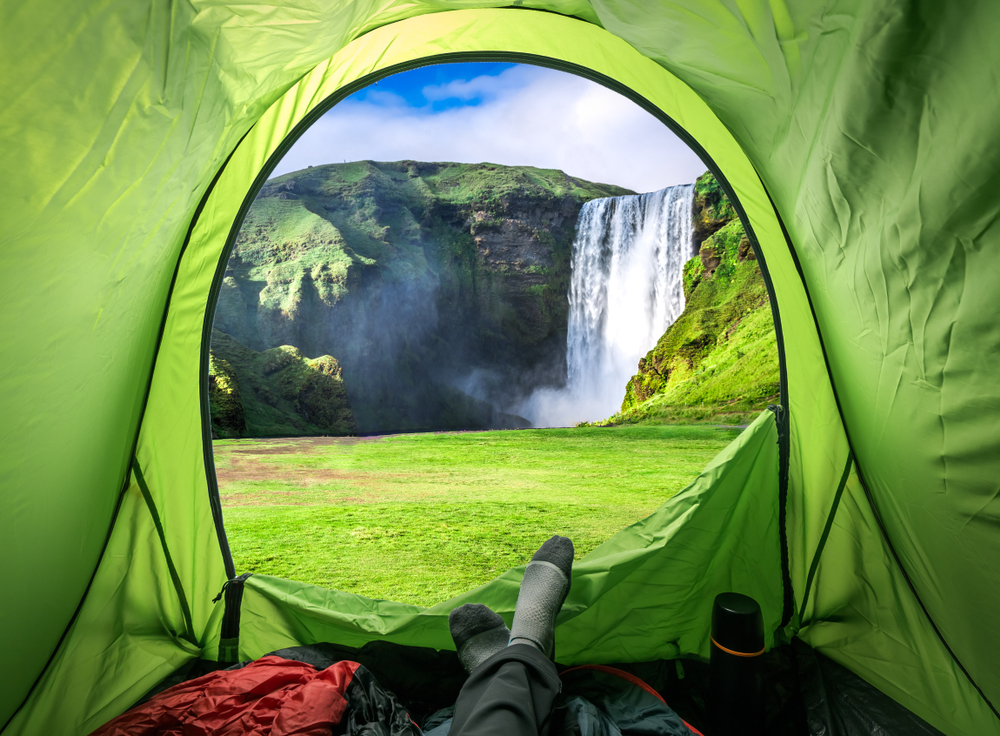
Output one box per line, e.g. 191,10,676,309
89,648,699,736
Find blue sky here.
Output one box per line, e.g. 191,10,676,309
272,63,706,192
351,62,519,111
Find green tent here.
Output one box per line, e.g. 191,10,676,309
2,2,998,734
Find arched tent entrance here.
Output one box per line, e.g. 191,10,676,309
3,5,999,736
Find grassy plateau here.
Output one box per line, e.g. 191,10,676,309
216,424,742,606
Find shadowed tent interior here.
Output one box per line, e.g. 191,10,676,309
1,3,999,735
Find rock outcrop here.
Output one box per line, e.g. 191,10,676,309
691,169,738,249
208,353,246,436
209,330,358,438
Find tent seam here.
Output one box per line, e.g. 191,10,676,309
133,462,196,642
797,453,853,624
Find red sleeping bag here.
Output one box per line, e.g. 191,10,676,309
91,656,379,736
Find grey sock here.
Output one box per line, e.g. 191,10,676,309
509,536,574,657
449,603,510,674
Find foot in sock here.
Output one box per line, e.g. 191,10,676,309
509,535,574,657
449,603,511,673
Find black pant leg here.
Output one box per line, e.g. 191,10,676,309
449,644,561,736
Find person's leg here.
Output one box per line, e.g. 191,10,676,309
447,536,574,736
449,645,560,736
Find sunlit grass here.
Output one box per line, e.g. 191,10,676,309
217,424,742,606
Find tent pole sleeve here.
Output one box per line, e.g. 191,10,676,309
182,129,254,584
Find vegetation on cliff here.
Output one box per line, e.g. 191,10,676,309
213,160,630,433
209,330,358,438
601,172,780,425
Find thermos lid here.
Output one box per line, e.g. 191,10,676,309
711,592,764,655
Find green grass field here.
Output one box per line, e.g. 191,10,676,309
216,424,742,606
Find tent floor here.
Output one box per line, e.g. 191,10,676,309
136,638,942,735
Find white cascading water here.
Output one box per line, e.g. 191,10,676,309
521,184,695,427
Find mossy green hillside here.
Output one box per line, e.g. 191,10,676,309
214,161,632,433
208,353,246,435
602,174,779,426
209,329,358,438
692,169,738,247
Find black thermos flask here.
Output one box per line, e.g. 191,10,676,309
709,592,765,736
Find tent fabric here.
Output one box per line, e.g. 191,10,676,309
1,3,998,736
794,639,945,736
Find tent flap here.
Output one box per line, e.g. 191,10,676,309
236,408,781,665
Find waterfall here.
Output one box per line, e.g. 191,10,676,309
521,184,695,427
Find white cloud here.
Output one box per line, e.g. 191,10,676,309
272,65,707,193
421,73,522,102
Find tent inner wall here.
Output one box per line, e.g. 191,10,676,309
4,7,993,736
601,0,1000,724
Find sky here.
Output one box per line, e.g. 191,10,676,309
271,63,707,193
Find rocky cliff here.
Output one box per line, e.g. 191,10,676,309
606,172,780,425
212,161,631,433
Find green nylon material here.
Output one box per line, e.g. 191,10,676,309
5,474,206,736
2,3,998,735
797,468,997,735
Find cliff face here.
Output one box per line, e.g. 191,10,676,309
213,160,631,433
609,172,780,425
691,169,738,249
